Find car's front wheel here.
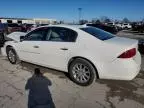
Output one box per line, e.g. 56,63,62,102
69,58,96,86
6,47,18,64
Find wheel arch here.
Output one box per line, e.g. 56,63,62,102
5,44,20,64
6,45,19,58
6,45,13,53
68,56,99,79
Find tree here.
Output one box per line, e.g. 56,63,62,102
122,18,130,23
79,19,88,25
59,20,64,24
142,18,144,23
92,18,101,24
100,16,111,23
105,18,111,23
95,20,101,24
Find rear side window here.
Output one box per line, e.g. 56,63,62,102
47,27,77,42
80,27,114,40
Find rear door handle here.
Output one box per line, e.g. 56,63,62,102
33,46,39,48
60,48,68,50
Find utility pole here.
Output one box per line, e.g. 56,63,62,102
78,8,82,24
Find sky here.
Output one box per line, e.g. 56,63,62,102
0,0,144,22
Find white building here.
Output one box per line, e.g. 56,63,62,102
0,17,57,24
0,18,33,24
33,18,57,24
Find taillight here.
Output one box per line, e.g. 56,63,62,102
118,48,136,59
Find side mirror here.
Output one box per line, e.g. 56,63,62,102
20,36,25,42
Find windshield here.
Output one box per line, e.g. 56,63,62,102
80,27,115,40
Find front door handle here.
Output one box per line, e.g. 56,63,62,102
60,48,68,50
33,46,39,48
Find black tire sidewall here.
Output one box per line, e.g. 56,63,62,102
7,48,17,64
69,58,96,86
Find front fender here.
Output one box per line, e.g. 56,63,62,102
1,41,18,56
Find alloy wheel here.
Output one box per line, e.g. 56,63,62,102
72,63,91,83
8,50,16,63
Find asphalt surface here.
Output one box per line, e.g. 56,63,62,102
0,31,144,108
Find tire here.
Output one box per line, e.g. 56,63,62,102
69,58,96,86
6,47,18,64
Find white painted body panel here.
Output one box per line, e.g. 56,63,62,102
2,25,141,80
6,32,26,41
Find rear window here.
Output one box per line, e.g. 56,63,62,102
80,27,114,40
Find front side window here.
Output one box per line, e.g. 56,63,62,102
46,27,77,42
80,27,114,40
25,27,48,41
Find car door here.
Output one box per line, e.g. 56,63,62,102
39,27,78,71
17,27,48,64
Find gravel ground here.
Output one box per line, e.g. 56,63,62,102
0,31,144,108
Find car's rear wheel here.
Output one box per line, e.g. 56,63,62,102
69,58,96,86
6,47,18,64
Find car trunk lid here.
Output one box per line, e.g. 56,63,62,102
105,36,138,61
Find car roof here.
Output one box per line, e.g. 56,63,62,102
37,24,86,29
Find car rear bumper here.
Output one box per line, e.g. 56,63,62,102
97,51,141,80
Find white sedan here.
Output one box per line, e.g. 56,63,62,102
2,25,141,86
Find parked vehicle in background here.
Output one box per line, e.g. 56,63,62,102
5,23,22,35
27,24,49,31
107,22,123,31
25,24,34,32
38,24,49,27
2,25,141,86
132,23,144,33
0,23,7,46
29,24,39,31
20,24,27,32
85,23,118,34
0,33,5,47
107,22,115,26
115,23,123,29
122,23,132,29
20,24,34,32
138,40,144,54
0,23,7,34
